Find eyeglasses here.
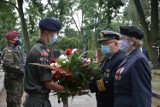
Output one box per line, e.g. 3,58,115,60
101,41,115,45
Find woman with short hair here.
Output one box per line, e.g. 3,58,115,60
114,26,151,107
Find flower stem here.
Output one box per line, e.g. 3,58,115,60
63,98,68,107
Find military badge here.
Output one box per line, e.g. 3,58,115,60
100,32,104,37
115,67,124,80
40,51,49,57
104,69,110,78
40,51,49,64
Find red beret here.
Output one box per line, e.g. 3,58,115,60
5,31,18,40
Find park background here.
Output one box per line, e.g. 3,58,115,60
0,0,160,103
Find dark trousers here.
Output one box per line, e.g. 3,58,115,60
23,93,51,107
96,92,114,107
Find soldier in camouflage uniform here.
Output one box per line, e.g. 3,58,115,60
1,31,24,107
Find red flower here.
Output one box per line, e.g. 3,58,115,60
66,75,74,81
40,51,49,57
53,64,64,73
52,72,57,81
50,58,56,63
65,71,74,81
60,73,66,77
65,49,72,56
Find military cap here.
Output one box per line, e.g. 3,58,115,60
98,30,120,43
5,31,18,40
39,17,62,31
120,26,143,40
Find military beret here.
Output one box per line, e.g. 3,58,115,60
120,26,143,40
98,30,120,43
39,17,62,31
5,31,18,40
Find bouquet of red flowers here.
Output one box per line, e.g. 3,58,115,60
50,49,102,103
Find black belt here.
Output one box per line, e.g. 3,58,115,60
27,93,49,99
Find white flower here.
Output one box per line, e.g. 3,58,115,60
59,54,68,61
84,58,91,63
62,59,69,64
51,70,56,75
50,62,61,74
72,48,77,53
54,63,61,68
50,63,55,67
50,63,61,67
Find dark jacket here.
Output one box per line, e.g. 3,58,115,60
89,50,125,107
24,39,52,94
114,48,151,107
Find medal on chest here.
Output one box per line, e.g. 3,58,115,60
115,67,124,80
104,69,110,78
40,51,49,64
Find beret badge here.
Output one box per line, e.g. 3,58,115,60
100,32,104,37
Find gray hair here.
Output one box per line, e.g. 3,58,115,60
133,38,143,47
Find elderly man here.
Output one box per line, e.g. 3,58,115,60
23,17,65,107
1,31,24,107
89,31,125,107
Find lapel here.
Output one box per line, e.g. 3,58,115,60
118,48,140,68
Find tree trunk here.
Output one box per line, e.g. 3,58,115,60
133,0,150,46
17,0,30,55
133,0,160,68
150,0,159,68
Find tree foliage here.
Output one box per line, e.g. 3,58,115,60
0,2,17,50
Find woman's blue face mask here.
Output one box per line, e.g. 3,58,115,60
119,39,130,52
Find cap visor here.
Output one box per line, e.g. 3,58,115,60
97,38,111,43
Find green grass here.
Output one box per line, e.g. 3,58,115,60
152,69,160,91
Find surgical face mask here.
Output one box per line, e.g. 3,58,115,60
101,45,110,56
14,40,21,47
49,34,58,44
119,39,130,52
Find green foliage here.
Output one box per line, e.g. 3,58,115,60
29,34,39,47
55,36,82,50
123,0,151,26
0,0,125,52
0,2,17,50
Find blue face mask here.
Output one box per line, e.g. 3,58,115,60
49,34,58,44
14,40,22,47
119,39,129,52
101,45,110,56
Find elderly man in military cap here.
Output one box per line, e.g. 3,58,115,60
23,17,65,107
1,31,24,107
114,26,151,107
89,31,125,107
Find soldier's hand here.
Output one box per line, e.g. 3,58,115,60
82,83,89,90
59,89,71,93
78,90,89,96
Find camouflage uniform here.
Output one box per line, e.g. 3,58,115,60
1,46,24,107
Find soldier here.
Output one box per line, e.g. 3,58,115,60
114,26,151,107
89,31,125,107
23,17,65,107
1,31,24,107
